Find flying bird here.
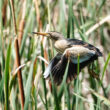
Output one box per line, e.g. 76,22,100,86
33,31,102,85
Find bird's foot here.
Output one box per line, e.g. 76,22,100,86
88,65,100,80
89,70,100,79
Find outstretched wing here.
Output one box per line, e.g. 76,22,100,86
44,54,75,85
44,53,99,85
67,38,102,56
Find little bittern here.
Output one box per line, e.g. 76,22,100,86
33,31,102,85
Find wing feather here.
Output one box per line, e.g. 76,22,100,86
67,38,102,56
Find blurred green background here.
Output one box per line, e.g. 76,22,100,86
0,0,110,110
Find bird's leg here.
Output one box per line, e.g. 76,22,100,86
88,64,100,80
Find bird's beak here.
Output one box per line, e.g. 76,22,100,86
32,32,49,36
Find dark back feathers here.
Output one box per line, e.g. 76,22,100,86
67,39,102,56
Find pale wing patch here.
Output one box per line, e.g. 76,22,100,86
70,45,95,56
64,45,95,64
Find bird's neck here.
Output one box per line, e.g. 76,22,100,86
54,39,68,53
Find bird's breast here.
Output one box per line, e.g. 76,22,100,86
54,40,68,53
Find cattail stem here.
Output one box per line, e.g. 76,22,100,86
10,0,25,109
15,37,25,110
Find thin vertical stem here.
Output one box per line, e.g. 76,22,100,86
10,0,25,108
18,0,26,47
15,38,25,110
10,0,17,35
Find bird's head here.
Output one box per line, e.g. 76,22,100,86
33,31,64,41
